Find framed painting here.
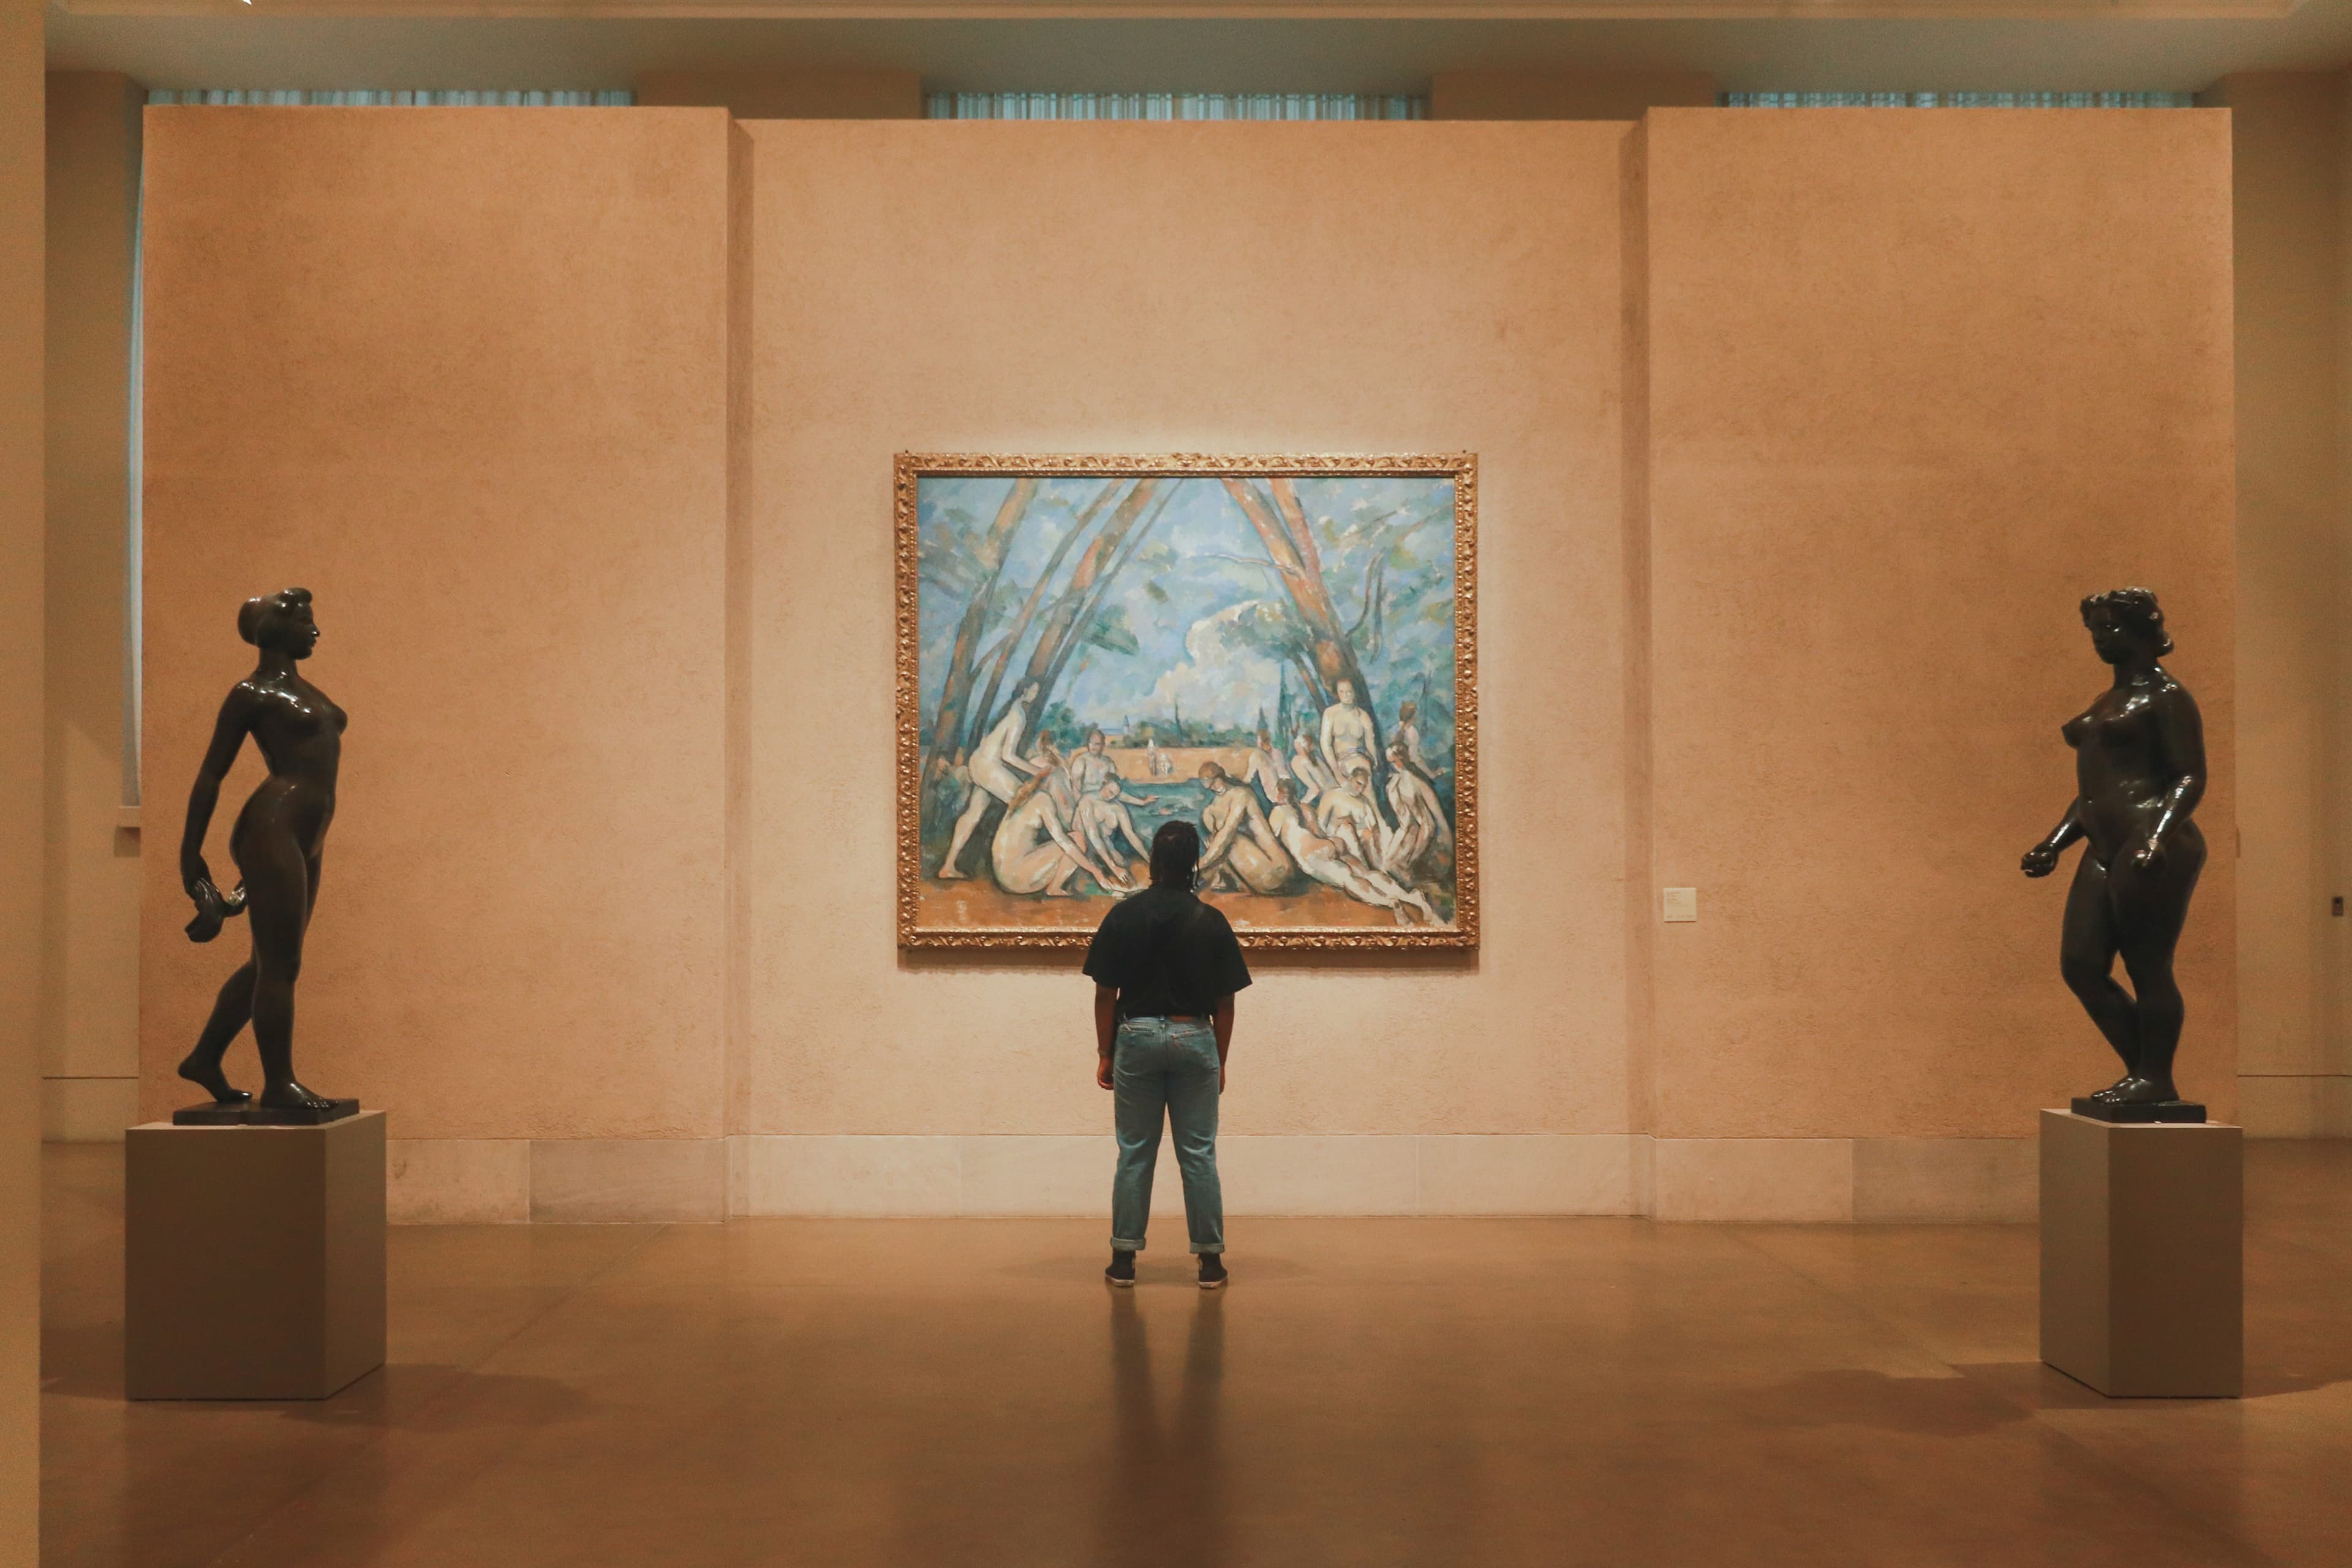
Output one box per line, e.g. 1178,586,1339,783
896,453,1477,949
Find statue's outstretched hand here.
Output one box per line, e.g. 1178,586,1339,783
2132,835,2165,870
2021,843,2060,879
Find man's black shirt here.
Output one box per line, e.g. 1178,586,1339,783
1082,886,1253,1020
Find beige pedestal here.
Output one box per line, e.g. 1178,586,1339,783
2039,1109,2241,1398
126,1109,386,1400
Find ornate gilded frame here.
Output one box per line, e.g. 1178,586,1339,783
895,452,1478,950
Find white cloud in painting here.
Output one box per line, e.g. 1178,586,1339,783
1147,601,1288,729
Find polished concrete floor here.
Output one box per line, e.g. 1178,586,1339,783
40,1142,2352,1567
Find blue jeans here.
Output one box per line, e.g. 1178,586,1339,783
1110,1017,1224,1255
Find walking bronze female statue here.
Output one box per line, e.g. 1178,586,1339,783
175,587,351,1120
2021,588,2207,1118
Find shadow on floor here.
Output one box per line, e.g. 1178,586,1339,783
276,1366,594,1431
40,1317,126,1401
43,1321,590,1434
2242,1365,2352,1399
1735,1367,2034,1438
1958,1356,2351,1406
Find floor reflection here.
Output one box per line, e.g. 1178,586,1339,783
1099,1287,1227,1559
36,1146,2352,1567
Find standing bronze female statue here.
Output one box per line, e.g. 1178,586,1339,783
2021,588,2207,1120
175,587,353,1123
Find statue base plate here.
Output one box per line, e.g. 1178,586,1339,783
172,1098,361,1127
2068,1097,2207,1125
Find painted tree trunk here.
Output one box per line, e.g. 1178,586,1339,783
925,477,1037,777
1220,477,1374,722
965,478,1125,754
1011,479,1162,746
1029,484,1178,745
1254,478,1390,815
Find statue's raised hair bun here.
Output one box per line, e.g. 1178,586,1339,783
236,587,314,647
2079,586,2173,657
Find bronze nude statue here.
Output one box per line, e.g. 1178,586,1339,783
2021,588,2207,1122
174,587,356,1125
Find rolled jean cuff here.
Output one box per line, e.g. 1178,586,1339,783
1111,1237,1145,1253
1190,1242,1224,1255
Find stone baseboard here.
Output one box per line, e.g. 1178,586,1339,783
1653,1136,2038,1223
383,1134,2039,1224
42,1076,138,1142
386,1137,727,1224
2236,1074,2352,1137
1853,1136,2039,1223
388,1139,530,1223
729,1134,1648,1219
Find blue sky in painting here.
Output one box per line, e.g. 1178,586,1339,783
916,473,1456,745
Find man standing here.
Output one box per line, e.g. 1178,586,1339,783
1084,822,1251,1290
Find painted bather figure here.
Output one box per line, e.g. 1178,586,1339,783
1268,780,1437,925
1287,731,1333,807
992,771,1114,897
1380,736,1451,883
1243,728,1288,807
1319,679,1378,784
1076,779,1152,891
940,682,1044,880
1315,758,1389,872
1196,763,1295,895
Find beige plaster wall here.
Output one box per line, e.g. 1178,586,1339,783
744,121,1634,1140
126,108,2242,1221
0,0,42,1551
1431,70,1717,121
137,107,737,1140
636,69,921,119
2327,67,2352,1123
2203,74,2352,1136
43,72,143,1144
1642,108,2239,1139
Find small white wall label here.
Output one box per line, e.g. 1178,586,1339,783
1662,887,1698,923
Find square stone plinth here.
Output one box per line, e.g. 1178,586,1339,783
2039,1109,2241,1398
126,1109,386,1400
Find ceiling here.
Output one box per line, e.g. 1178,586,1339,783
44,1,2352,95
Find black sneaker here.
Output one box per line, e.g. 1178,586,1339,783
1105,1251,1136,1288
1198,1254,1227,1291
